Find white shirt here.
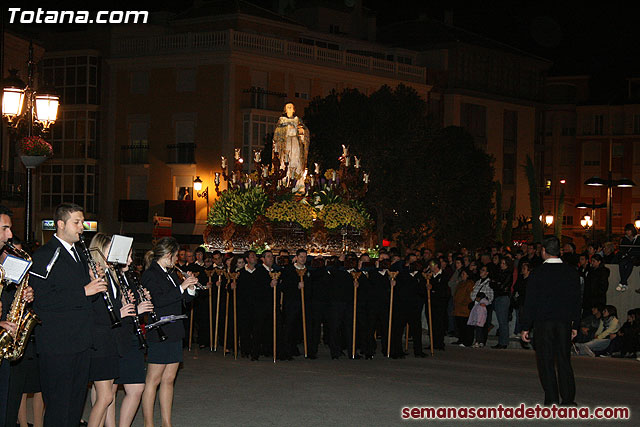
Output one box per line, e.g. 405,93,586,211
245,265,256,273
262,264,273,273
54,234,79,262
543,257,563,264
160,264,196,296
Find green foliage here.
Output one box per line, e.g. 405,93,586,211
265,200,316,229
207,187,268,227
317,203,369,230
310,185,342,208
525,155,543,243
503,196,515,247
305,86,495,250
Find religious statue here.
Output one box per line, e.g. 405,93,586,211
272,102,310,192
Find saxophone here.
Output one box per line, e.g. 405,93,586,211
0,242,40,361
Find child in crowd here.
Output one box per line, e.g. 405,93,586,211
467,292,489,348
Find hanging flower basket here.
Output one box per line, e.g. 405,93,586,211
18,136,54,157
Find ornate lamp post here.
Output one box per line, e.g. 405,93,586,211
1,41,59,242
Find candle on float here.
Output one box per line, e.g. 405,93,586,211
345,156,350,167
254,150,261,163
232,174,237,184
363,173,369,184
221,156,227,169
342,144,348,157
354,156,360,169
314,163,320,174
284,153,289,164
262,166,269,178
234,148,241,160
303,168,308,179
214,172,221,186
332,170,337,182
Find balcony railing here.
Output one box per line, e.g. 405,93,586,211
0,171,26,201
167,143,196,164
121,145,149,164
113,29,427,83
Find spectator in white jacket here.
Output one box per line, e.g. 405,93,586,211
576,305,620,357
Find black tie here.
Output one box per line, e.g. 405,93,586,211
70,246,81,263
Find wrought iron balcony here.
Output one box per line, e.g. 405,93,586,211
121,144,149,164
167,143,196,164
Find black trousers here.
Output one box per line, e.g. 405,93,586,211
533,320,576,405
250,304,271,358
310,301,331,357
455,316,474,347
39,349,90,427
194,292,212,346
365,302,388,356
329,302,351,358
283,302,303,357
430,302,448,349
0,360,9,426
391,304,423,356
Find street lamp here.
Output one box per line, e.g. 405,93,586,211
544,212,554,227
635,216,640,231
576,200,606,242
193,176,209,205
1,41,60,243
580,215,593,230
585,175,635,240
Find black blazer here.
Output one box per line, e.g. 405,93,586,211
522,261,581,331
142,261,194,343
31,237,93,355
89,271,126,357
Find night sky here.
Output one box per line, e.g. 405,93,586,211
4,1,637,99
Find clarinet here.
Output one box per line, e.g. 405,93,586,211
126,270,167,342
112,266,148,350
78,234,121,328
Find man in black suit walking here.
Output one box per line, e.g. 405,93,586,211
522,236,581,406
30,203,108,426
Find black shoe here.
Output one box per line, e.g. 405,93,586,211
520,341,530,349
560,401,577,407
365,354,373,360
331,355,340,360
415,352,427,358
250,356,259,361
308,354,318,360
79,421,88,427
352,354,362,360
199,344,206,349
451,341,462,345
390,353,406,359
491,344,507,349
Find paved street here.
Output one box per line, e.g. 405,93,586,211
87,335,640,427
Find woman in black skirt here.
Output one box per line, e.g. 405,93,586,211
105,248,154,427
88,233,139,427
141,237,197,427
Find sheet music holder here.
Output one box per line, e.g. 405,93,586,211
2,254,32,284
146,314,188,330
107,235,133,265
28,247,61,280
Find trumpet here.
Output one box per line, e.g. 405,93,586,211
78,234,121,328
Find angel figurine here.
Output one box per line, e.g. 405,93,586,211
272,102,310,192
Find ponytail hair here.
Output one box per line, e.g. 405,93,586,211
145,237,179,269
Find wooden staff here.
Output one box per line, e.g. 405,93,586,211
387,271,398,358
204,270,214,351
223,273,230,356
213,269,225,352
270,271,281,363
405,324,409,352
228,271,240,360
423,272,434,356
177,269,200,352
297,268,308,358
188,304,194,351
351,270,362,359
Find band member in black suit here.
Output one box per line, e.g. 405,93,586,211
30,203,108,427
105,247,154,427
328,258,355,359
141,237,198,427
186,247,209,349
391,262,427,358
89,233,152,427
522,236,581,406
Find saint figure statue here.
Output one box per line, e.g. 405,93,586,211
272,102,310,192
